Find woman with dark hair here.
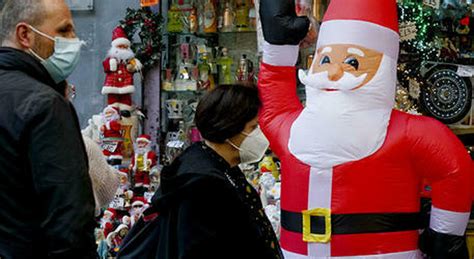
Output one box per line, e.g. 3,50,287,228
152,84,282,258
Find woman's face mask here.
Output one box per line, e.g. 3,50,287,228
28,25,84,83
228,127,270,165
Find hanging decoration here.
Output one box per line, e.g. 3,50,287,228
423,0,440,9
119,8,163,71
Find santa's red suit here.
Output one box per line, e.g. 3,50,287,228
259,0,472,258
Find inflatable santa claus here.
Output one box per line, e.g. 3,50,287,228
102,26,142,116
258,0,473,258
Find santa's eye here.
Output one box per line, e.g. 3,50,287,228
344,57,359,70
320,56,331,65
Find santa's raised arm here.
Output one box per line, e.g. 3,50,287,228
258,0,473,258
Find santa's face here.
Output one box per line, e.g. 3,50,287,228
119,174,128,184
105,110,115,119
137,140,149,149
108,43,135,61
306,44,383,91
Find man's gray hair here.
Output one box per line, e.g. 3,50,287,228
0,0,45,44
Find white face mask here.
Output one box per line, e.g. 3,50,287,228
28,25,84,83
228,127,270,165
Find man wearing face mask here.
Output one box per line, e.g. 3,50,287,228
138,84,282,259
0,0,96,258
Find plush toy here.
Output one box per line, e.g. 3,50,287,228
102,26,142,117
259,0,473,258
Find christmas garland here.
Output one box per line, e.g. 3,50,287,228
396,1,440,113
120,8,163,71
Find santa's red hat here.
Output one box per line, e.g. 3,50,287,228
118,167,129,176
316,0,399,59
137,134,151,143
131,196,147,207
104,208,116,218
111,26,131,47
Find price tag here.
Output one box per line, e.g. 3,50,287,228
400,22,418,42
457,65,474,77
423,0,440,9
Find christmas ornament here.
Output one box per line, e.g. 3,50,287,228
102,26,143,114
119,8,163,70
130,134,157,191
100,106,124,165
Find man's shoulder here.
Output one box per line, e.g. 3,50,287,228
0,70,67,121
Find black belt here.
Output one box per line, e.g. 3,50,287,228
281,210,421,235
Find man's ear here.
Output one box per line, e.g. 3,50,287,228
15,22,34,49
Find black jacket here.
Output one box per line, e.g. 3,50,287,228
152,143,282,259
0,48,96,258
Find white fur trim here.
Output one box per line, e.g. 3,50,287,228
317,20,400,60
109,58,118,71
119,103,133,111
430,206,470,236
112,38,131,47
282,249,422,259
262,41,299,67
132,200,145,207
134,183,143,187
137,137,151,143
104,210,114,216
307,167,332,256
109,155,123,160
115,224,129,233
101,85,135,95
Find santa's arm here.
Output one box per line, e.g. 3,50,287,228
258,0,309,154
408,116,472,258
148,152,157,168
103,57,118,72
109,120,122,132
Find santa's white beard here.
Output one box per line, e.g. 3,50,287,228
289,55,397,169
108,46,135,62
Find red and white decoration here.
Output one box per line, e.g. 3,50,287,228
102,26,143,112
100,106,123,162
259,0,472,257
130,134,157,188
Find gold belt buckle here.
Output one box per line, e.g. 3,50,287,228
302,208,331,243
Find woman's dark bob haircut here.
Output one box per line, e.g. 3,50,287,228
195,84,261,143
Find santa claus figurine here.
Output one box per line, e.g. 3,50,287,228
117,167,130,192
130,134,157,193
130,196,148,226
259,0,472,258
100,208,116,238
107,223,129,256
102,26,142,117
100,106,123,165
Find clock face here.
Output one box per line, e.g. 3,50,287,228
421,69,472,124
